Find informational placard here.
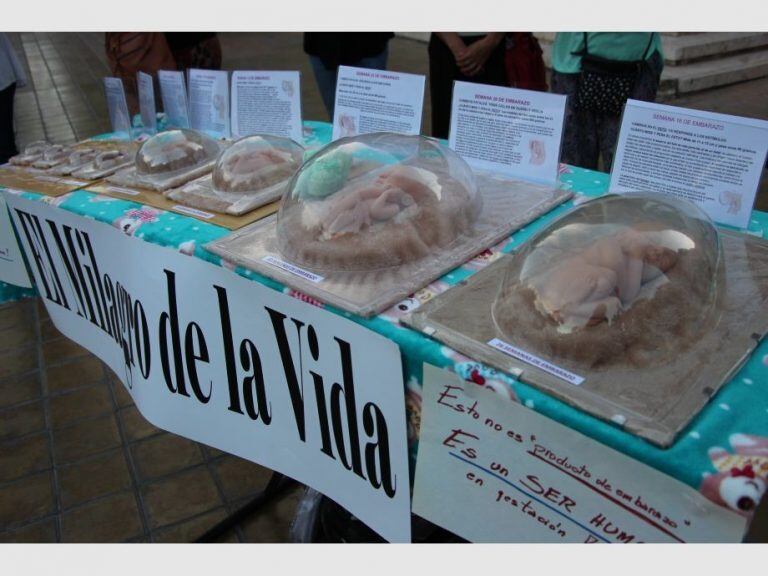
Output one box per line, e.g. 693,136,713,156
413,364,747,543
137,71,157,135
332,66,425,140
231,71,303,143
103,77,132,138
448,81,566,186
158,69,191,129
0,192,32,288
188,68,230,139
610,100,768,229
6,195,411,543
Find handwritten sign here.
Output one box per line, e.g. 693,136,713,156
610,100,768,229
6,194,411,543
0,191,32,288
332,66,425,140
449,81,566,186
412,364,747,543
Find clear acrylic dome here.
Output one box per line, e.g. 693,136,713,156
135,129,220,178
492,193,722,368
277,132,481,271
211,134,303,197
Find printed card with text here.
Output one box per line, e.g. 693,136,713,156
158,69,191,129
610,100,768,229
231,71,303,143
332,66,425,140
448,81,566,186
412,364,746,543
137,71,157,135
103,77,132,138
188,68,230,139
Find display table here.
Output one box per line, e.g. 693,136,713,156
2,120,767,538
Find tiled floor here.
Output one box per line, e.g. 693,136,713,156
3,32,768,543
0,299,303,542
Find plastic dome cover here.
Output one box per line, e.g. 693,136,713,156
277,132,481,271
135,129,220,177
211,134,303,196
492,194,722,368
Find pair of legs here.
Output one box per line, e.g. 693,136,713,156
427,33,508,139
550,50,663,171
309,49,389,119
0,82,18,164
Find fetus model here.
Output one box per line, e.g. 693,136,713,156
213,146,297,194
136,130,208,175
530,228,679,332
279,162,479,271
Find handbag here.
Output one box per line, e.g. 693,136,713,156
504,33,548,91
575,33,655,116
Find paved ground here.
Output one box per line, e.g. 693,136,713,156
2,32,768,543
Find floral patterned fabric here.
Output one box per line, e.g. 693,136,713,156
3,121,768,521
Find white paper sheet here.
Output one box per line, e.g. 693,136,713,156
137,71,157,135
158,69,191,129
231,71,303,143
103,77,132,137
188,68,230,139
448,81,566,186
332,66,425,140
610,100,768,229
0,191,32,288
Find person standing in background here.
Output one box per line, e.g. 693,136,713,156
304,33,394,119
550,32,664,171
164,33,222,71
0,33,26,164
105,33,176,116
428,32,506,139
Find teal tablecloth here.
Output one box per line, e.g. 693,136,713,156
3,120,768,520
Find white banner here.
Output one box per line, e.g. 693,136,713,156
413,364,747,543
6,194,411,543
332,66,425,140
449,81,566,186
610,100,768,229
231,71,303,143
0,192,32,288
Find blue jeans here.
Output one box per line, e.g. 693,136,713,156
309,49,389,118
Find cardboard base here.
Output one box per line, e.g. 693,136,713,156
206,175,572,317
404,230,768,447
86,182,278,230
0,166,91,197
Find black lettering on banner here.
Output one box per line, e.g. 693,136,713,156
363,402,396,498
133,299,151,379
81,229,114,336
214,285,245,415
266,307,307,442
308,327,334,458
239,339,272,424
13,210,68,307
329,337,365,479
184,321,212,403
159,270,188,397
47,224,89,320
